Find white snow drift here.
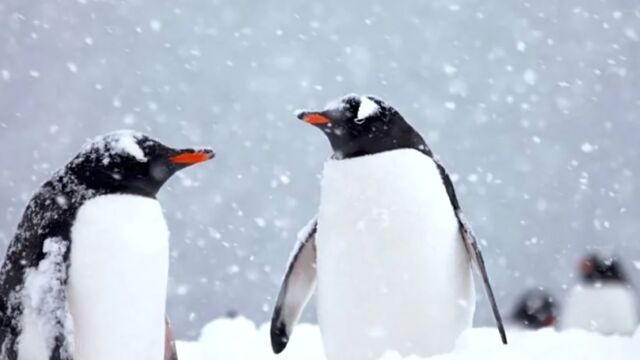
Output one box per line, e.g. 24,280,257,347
177,317,640,360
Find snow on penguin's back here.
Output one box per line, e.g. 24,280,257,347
80,130,148,165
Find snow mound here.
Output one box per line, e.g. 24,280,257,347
176,317,325,360
177,317,640,360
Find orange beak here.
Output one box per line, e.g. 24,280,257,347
301,113,330,125
169,149,215,165
542,315,556,327
580,260,593,274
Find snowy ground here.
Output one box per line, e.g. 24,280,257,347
177,317,640,360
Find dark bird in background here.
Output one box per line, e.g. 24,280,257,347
512,289,558,330
579,253,627,284
560,253,638,335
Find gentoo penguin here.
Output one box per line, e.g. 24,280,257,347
270,95,507,359
511,289,557,330
0,130,214,360
561,254,639,335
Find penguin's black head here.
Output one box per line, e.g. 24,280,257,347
511,289,557,329
579,253,627,284
296,94,428,159
67,130,214,198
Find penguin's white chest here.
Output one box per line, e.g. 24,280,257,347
68,194,169,360
561,284,639,335
316,149,475,360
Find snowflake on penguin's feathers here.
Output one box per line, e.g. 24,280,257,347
22,237,74,357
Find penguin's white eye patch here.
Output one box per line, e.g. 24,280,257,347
355,96,379,123
112,136,147,162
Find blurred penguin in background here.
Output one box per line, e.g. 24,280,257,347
560,253,639,335
511,288,558,330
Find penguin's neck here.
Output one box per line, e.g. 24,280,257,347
68,194,169,360
330,125,432,160
65,164,161,199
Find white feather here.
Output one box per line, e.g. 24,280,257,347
561,283,639,335
356,96,379,120
68,194,169,360
316,148,474,360
83,130,147,163
112,134,146,161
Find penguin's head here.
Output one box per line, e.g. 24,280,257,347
68,130,214,198
511,289,557,329
296,94,427,159
579,253,627,284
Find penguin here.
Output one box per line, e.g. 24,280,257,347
511,289,557,330
270,95,507,359
0,130,214,360
561,253,639,335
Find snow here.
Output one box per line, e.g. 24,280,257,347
581,142,596,153
68,194,169,360
523,69,537,85
356,96,379,121
177,318,640,360
83,130,147,163
315,149,474,359
113,133,146,161
177,317,325,360
149,19,163,32
19,237,72,359
66,62,78,73
443,64,458,75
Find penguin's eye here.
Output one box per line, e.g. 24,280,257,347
150,161,171,182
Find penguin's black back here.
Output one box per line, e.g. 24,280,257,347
0,170,100,358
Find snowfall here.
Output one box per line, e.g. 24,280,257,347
176,317,640,360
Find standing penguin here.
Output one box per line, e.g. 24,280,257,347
511,289,558,330
270,95,507,359
561,254,639,335
0,130,214,360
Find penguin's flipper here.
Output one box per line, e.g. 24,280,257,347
164,316,178,360
435,162,507,345
456,210,508,344
270,219,318,354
